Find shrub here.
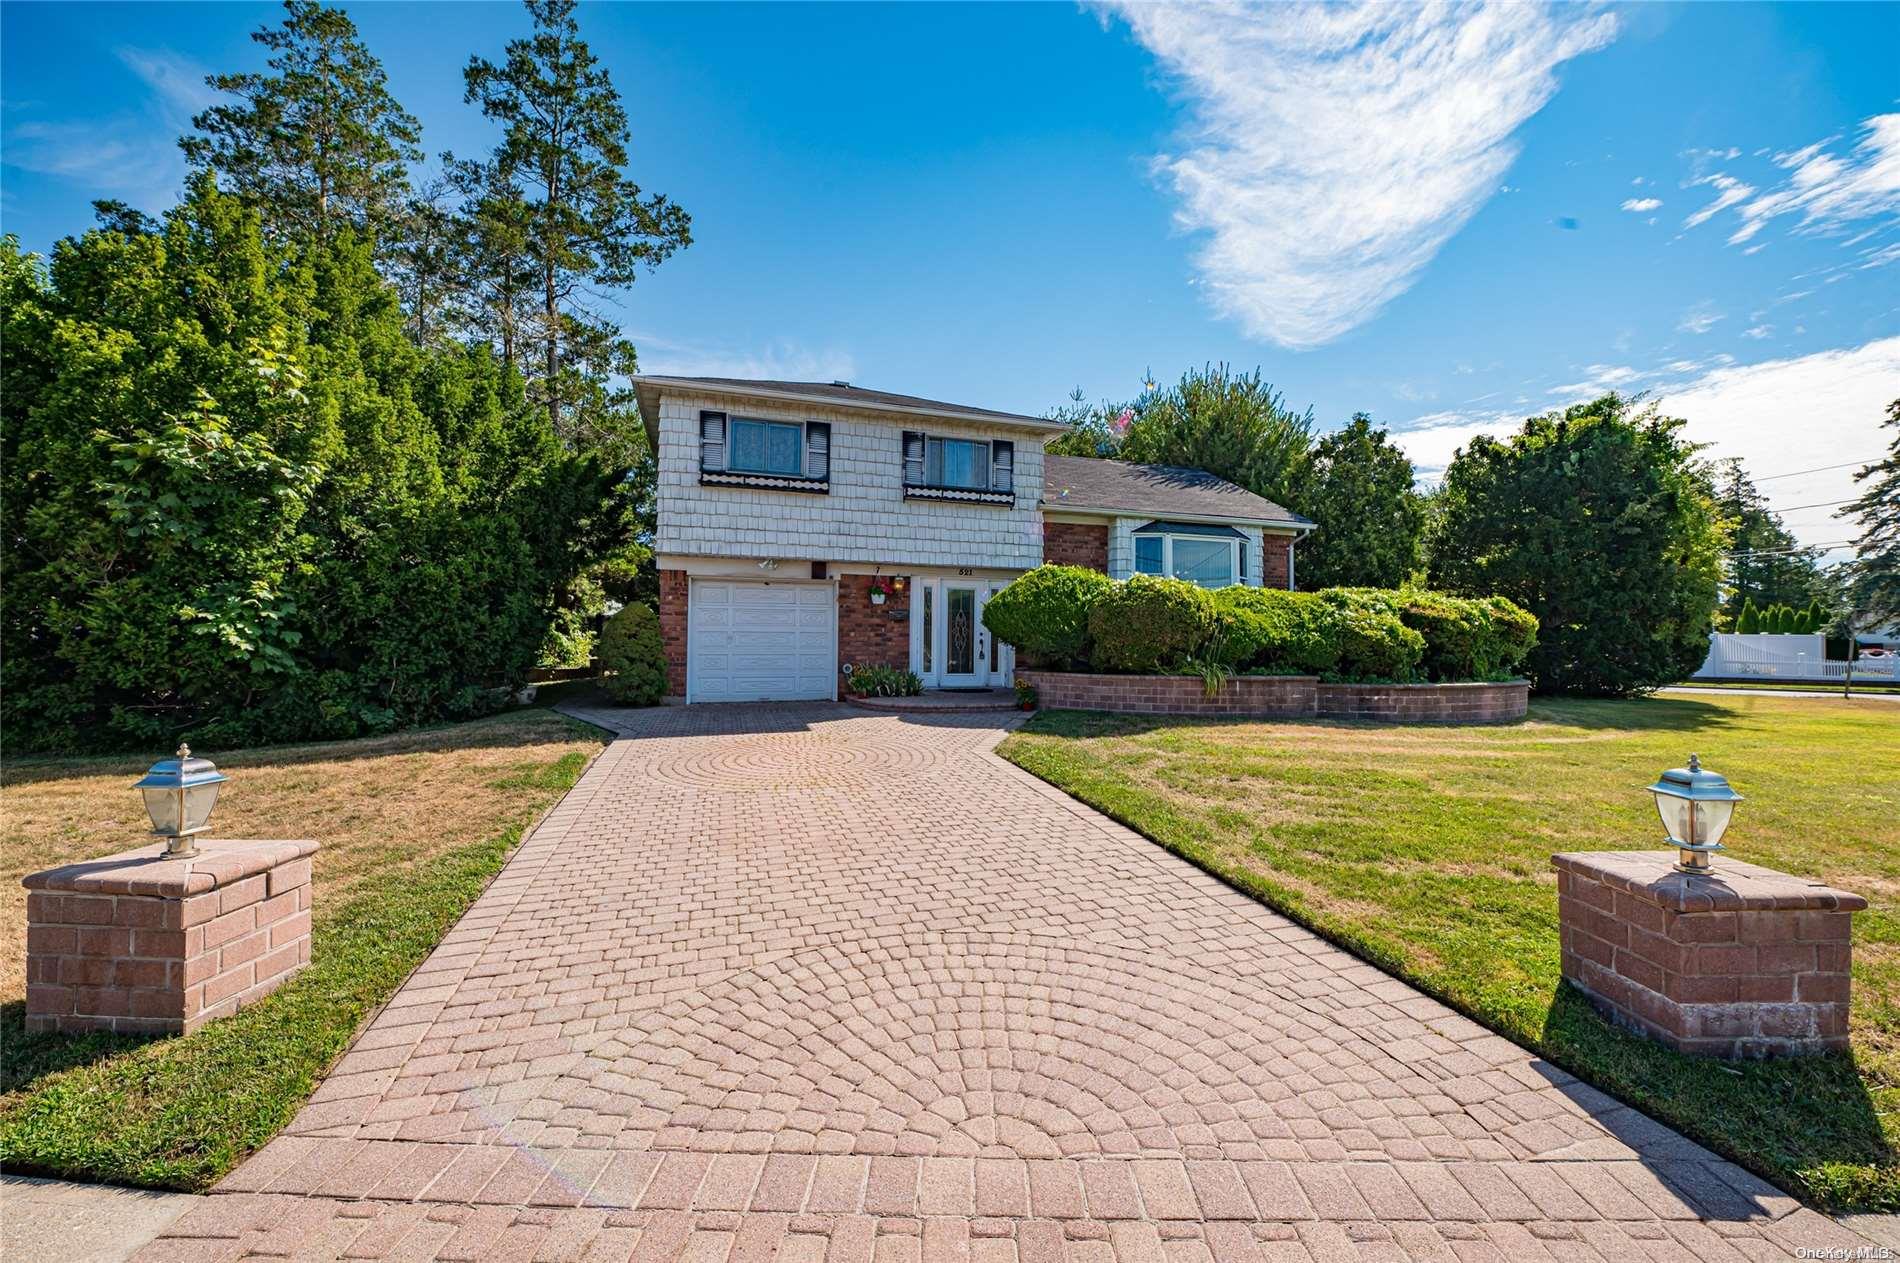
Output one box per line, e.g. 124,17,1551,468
980,565,1115,668
847,664,922,697
1736,598,1761,635
1211,588,1338,674
1480,597,1540,677
1087,575,1217,672
598,604,666,705
1317,590,1425,681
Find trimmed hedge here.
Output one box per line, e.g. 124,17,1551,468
979,565,1115,668
985,566,1538,685
1087,576,1218,673
598,603,667,705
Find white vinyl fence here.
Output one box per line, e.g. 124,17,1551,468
1692,633,1896,681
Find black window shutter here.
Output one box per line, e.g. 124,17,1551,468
991,440,1013,492
700,411,727,472
805,422,830,480
1237,540,1247,585
903,431,926,485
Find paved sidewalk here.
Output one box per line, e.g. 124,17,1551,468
3,1175,199,1262
137,704,1872,1260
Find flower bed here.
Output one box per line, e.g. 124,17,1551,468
1015,670,1529,724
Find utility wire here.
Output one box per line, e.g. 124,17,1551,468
1752,458,1884,482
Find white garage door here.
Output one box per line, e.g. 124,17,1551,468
688,581,837,702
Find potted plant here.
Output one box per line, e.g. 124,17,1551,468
1013,678,1038,711
869,576,898,606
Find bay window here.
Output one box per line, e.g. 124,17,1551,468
1132,522,1245,588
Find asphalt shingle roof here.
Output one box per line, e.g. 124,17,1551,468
633,377,1059,428
1042,455,1310,527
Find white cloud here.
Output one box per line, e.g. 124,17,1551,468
2,47,217,210
1743,324,1772,339
1391,336,1900,551
631,333,857,384
1676,303,1725,334
1102,2,1617,349
1681,114,1900,248
1621,197,1663,213
1659,337,1900,552
1682,174,1755,229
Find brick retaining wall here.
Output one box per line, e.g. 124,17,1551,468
1316,680,1528,724
1016,671,1317,718
1015,672,1528,724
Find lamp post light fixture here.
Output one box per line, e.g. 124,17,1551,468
1646,753,1743,874
134,743,228,859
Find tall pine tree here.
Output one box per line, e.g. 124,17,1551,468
1712,458,1826,624
463,0,691,463
183,0,422,247
1841,398,1900,629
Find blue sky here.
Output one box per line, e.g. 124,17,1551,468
4,1,1896,552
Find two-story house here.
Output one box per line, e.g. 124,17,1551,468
634,376,1312,702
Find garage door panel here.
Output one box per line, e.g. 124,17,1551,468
688,580,836,702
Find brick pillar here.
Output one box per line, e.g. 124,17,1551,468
837,575,912,691
657,569,688,698
25,839,317,1035
1552,851,1864,1058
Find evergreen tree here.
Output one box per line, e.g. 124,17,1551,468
1114,364,1313,508
182,0,422,247
1427,395,1724,696
1736,597,1760,634
1841,398,1900,629
0,180,627,753
1712,458,1825,622
463,0,691,460
1294,413,1423,589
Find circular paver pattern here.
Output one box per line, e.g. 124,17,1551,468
544,931,1470,1160
644,730,951,791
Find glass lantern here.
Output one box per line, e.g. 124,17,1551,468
1646,754,1742,873
134,744,228,858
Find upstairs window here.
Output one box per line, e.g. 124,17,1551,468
729,418,804,476
700,411,829,492
1133,522,1244,588
903,432,1014,503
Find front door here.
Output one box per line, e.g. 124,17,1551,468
916,579,1013,689
938,583,985,687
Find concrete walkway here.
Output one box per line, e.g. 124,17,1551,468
3,1175,198,1262
136,704,1872,1260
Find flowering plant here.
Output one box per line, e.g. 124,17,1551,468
869,576,899,598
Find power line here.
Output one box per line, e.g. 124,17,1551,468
1766,497,1859,514
1753,458,1884,482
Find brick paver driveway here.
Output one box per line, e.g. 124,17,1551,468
144,704,1867,1261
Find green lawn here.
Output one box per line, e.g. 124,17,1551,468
0,709,603,1190
999,693,1900,1212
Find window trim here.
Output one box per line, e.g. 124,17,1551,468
1133,531,1243,588
902,430,1015,505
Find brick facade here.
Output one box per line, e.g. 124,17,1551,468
1316,680,1529,724
1263,535,1293,589
25,839,317,1035
837,575,913,692
657,569,688,698
1043,522,1109,572
1014,672,1528,724
1553,851,1865,1058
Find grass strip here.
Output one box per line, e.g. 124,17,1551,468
0,748,589,1191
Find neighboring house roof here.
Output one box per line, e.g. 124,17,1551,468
1042,455,1312,529
633,376,1067,445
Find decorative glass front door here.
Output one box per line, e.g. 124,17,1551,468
913,579,1012,688
941,586,980,685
